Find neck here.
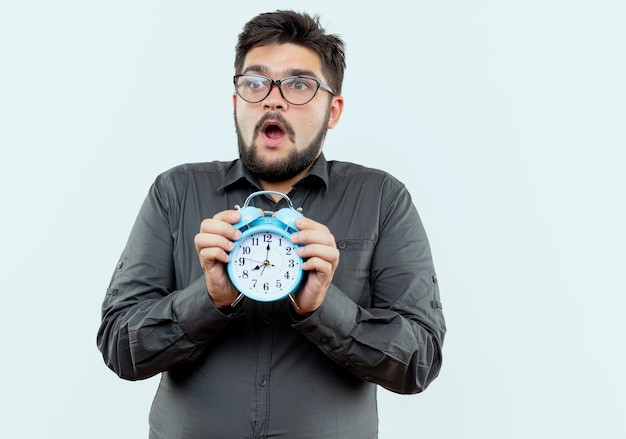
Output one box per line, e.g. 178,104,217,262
258,161,317,199
258,179,295,200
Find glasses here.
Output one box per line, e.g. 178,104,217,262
233,74,335,105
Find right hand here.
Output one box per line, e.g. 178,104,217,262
194,210,243,308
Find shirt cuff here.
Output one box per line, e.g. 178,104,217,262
173,276,242,342
291,285,358,350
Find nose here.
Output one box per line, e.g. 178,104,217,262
263,82,287,110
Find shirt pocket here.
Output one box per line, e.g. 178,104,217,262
334,239,375,307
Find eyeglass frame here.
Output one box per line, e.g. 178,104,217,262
233,73,335,106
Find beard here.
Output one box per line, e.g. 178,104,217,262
235,109,330,182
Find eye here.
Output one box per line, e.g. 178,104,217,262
292,80,309,91
245,77,268,90
285,77,314,92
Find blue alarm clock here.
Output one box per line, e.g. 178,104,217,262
227,191,305,303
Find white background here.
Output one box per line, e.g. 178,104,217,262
1,1,625,438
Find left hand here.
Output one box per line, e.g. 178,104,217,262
289,217,340,316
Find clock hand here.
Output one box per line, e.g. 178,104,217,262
262,256,279,275
243,256,275,273
261,244,273,275
261,259,271,275
264,243,271,260
244,257,269,268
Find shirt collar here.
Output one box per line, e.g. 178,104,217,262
218,160,259,192
296,153,329,189
218,153,329,192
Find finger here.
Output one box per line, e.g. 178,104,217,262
297,245,340,275
301,255,335,273
292,230,337,249
294,216,327,232
213,209,243,224
194,233,235,261
199,217,242,241
199,246,231,265
297,242,338,260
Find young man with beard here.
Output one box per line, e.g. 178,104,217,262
97,10,446,439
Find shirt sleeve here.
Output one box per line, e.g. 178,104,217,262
96,175,239,381
292,179,446,394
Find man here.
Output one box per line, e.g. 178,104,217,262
97,10,445,439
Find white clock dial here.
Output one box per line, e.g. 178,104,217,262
228,226,303,302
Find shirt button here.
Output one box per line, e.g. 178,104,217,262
263,316,273,325
258,376,268,386
117,261,123,269
319,338,329,345
337,240,347,249
343,361,352,368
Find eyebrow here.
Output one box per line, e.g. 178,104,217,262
242,65,318,78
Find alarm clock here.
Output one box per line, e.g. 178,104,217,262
227,191,305,303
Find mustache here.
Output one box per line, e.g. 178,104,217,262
254,112,296,141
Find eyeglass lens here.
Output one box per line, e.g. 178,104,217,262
235,75,320,105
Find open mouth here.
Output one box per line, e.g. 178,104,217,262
254,114,295,145
259,120,291,146
264,123,285,140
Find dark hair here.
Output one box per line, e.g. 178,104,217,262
235,10,346,95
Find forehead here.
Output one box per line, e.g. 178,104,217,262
242,43,324,78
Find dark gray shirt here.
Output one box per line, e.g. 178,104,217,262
97,154,446,439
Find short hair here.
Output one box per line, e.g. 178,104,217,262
235,10,346,95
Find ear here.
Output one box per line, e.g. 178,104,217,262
327,95,344,129
232,92,238,109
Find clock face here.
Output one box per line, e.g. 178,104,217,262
227,225,303,302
